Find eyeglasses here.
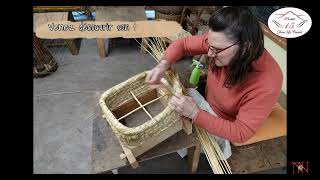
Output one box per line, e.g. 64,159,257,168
205,39,239,56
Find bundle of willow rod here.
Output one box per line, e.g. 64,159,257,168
136,37,232,174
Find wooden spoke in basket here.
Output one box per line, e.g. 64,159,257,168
130,91,154,120
117,93,169,121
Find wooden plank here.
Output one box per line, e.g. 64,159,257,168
96,38,107,58
136,130,199,162
119,142,139,169
65,39,79,55
111,89,157,118
130,91,154,120
33,12,68,32
117,93,168,121
33,6,86,12
181,117,193,135
131,120,183,157
188,143,201,173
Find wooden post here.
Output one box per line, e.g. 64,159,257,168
65,39,79,55
187,143,201,173
120,142,139,169
181,117,193,135
96,38,107,58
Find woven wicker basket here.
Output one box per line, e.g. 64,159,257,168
33,34,58,78
99,71,183,148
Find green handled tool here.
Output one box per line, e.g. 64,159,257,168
189,59,203,87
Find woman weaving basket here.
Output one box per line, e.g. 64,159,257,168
145,7,283,158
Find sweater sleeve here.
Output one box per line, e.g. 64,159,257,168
193,89,281,143
162,33,208,65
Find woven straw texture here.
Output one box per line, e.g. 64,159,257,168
99,71,183,148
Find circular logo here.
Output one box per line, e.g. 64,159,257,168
268,7,312,38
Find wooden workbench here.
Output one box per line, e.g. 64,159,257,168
95,6,147,58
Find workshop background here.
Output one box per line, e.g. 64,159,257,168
33,6,287,174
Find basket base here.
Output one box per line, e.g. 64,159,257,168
132,119,183,157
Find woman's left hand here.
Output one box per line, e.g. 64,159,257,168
168,93,200,120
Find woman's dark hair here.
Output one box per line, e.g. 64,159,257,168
208,6,264,87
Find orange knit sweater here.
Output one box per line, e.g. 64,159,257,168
163,33,283,143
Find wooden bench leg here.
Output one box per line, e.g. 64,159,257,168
96,38,108,58
187,143,201,173
182,117,193,135
65,39,79,55
119,142,139,169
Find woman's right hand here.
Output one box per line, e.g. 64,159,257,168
145,60,170,87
